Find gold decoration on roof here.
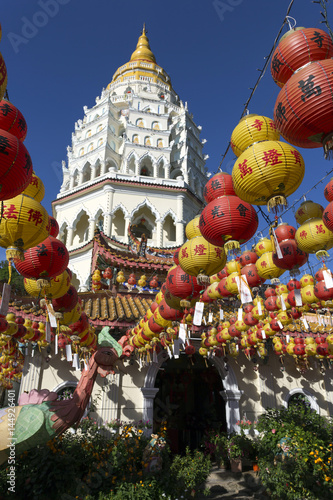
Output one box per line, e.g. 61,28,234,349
130,24,156,63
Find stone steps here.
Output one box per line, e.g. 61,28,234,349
196,467,270,499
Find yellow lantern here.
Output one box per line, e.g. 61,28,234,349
116,270,126,283
209,273,220,284
225,272,240,295
255,237,273,257
230,114,280,157
295,200,323,225
153,309,172,328
232,141,305,212
277,311,292,325
0,194,49,260
60,302,82,325
22,172,45,202
179,235,226,282
256,252,286,281
301,284,317,304
234,319,248,332
295,218,333,258
207,282,222,300
185,216,201,239
226,259,239,275
300,274,314,287
24,268,71,299
276,293,291,310
155,291,164,304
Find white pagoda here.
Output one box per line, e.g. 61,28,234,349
52,26,208,291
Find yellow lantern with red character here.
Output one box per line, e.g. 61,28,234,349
0,194,49,260
185,216,201,239
295,218,333,258
178,235,226,283
232,140,305,212
256,252,286,281
230,114,280,157
24,268,71,299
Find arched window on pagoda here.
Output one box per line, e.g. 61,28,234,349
112,209,126,238
82,164,91,183
157,138,163,148
139,156,153,177
128,156,136,174
95,161,101,177
72,212,89,245
157,159,165,178
163,214,176,245
131,218,152,239
152,121,160,130
144,136,152,147
97,212,105,233
132,134,139,144
131,206,156,242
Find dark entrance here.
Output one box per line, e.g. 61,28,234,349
153,353,226,454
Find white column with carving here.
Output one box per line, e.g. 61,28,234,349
66,226,74,248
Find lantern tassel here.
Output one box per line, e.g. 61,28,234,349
267,195,287,213
8,261,12,285
316,250,330,260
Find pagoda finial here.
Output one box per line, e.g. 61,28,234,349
130,24,156,63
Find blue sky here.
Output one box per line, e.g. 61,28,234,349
1,0,333,275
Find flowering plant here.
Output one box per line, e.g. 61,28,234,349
236,419,255,431
106,419,123,430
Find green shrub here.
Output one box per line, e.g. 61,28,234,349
256,403,333,499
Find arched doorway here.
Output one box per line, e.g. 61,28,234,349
153,354,226,454
142,351,242,446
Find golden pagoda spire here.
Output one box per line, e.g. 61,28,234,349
130,24,156,63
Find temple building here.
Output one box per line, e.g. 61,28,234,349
52,26,208,292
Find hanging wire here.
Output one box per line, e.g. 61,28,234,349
313,0,333,42
218,0,295,172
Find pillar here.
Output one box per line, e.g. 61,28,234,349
18,349,42,399
69,174,75,189
66,226,74,248
103,185,115,236
220,389,243,434
88,218,96,240
79,171,84,184
91,165,97,180
156,219,163,247
141,387,159,436
164,164,170,179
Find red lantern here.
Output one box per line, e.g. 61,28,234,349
0,130,33,200
47,216,59,237
271,28,333,87
166,265,204,299
203,171,235,203
314,280,333,301
52,285,78,313
173,249,179,265
323,202,333,232
241,263,265,287
0,100,27,141
274,223,296,242
103,267,113,280
274,59,333,154
128,273,136,285
272,239,308,273
149,275,159,288
148,316,163,334
158,300,184,321
185,344,196,356
243,312,258,326
15,236,69,280
201,289,214,303
324,178,333,202
69,313,89,335
199,195,258,253
287,279,300,291
265,296,278,311
239,250,257,267
217,277,233,297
